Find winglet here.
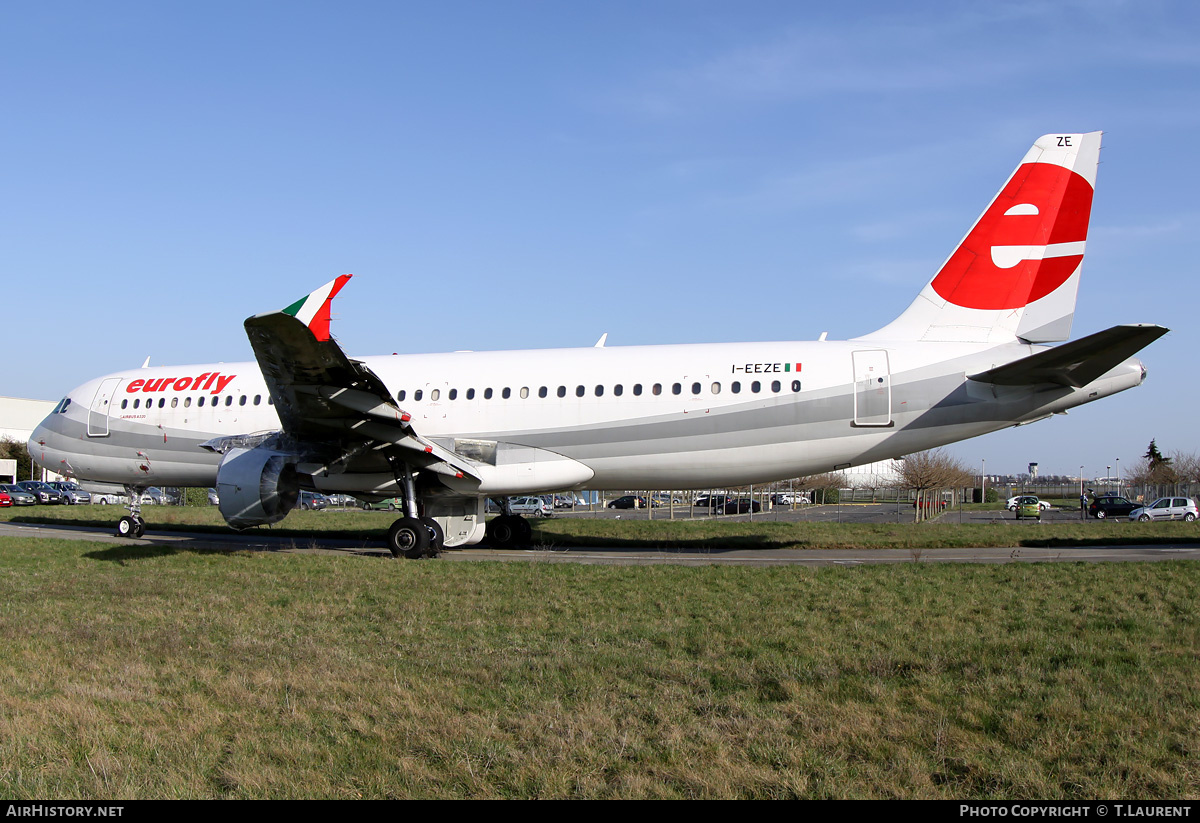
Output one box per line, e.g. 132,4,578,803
280,274,353,341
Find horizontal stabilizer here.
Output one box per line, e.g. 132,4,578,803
969,324,1168,387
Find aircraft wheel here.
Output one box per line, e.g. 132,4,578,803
388,517,429,559
421,517,445,557
515,516,532,545
117,516,144,538
486,515,517,547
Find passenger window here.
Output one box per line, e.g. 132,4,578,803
792,380,801,392
467,388,476,400
576,385,585,397
225,396,233,406
520,387,529,399
254,395,261,405
414,389,423,401
197,397,204,407
633,384,642,396
751,381,761,393
158,398,166,408
672,383,682,395
711,383,720,394
614,384,623,396
484,388,493,399
557,386,566,398
502,388,511,399
538,386,547,398
184,397,191,408
133,399,140,409
771,380,781,393
732,381,741,394
595,385,604,397
171,397,178,408
239,395,248,406
430,389,440,401
397,390,406,402
652,384,662,396
121,399,128,409
691,382,701,395
449,389,457,400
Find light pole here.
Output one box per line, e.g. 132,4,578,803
1116,458,1120,490
1107,466,1111,492
982,458,986,505
1080,465,1085,520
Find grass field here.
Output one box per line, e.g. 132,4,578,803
0,535,1196,798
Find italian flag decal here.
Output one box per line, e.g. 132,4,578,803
281,274,352,341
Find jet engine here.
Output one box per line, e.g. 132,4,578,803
215,446,300,529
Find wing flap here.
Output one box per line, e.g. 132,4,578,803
969,324,1168,387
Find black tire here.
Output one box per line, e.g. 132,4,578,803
117,516,144,538
1095,510,1106,519
1139,514,1151,522
388,517,429,559
361,502,371,511
487,515,517,547
420,517,445,557
1186,513,1196,522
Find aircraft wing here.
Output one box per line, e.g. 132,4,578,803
969,324,1169,388
242,275,482,484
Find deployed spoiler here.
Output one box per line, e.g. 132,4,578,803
969,324,1169,388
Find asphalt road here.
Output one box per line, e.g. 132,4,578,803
4,509,1199,568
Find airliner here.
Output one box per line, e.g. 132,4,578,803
29,132,1167,557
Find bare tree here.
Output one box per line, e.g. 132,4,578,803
895,449,974,522
792,472,846,505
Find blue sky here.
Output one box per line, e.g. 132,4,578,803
3,1,1197,476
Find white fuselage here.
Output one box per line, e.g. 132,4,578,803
30,337,1146,495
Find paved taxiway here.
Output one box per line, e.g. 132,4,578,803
3,517,1198,568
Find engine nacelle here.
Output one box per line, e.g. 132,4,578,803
216,446,300,529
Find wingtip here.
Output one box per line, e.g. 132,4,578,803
280,274,354,341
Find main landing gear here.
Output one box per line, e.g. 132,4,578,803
483,499,532,549
383,460,444,559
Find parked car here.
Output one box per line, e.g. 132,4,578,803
1013,495,1043,520
207,488,220,506
1088,495,1139,520
1006,495,1051,511
49,481,91,505
1,484,37,505
298,491,328,510
0,491,11,507
92,491,129,505
553,493,587,508
692,495,728,510
139,487,173,505
360,497,404,511
771,492,810,505
608,495,645,510
723,498,762,514
16,481,63,504
508,496,553,517
1128,497,1198,522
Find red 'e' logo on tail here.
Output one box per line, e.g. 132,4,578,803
930,163,1093,310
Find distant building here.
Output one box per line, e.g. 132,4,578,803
841,459,902,488
0,396,56,481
